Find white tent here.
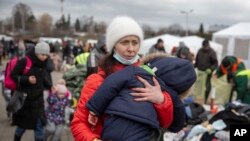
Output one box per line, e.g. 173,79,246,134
0,34,13,41
213,22,250,68
39,37,62,44
141,34,223,62
140,34,180,55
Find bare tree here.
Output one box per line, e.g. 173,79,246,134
94,21,107,34
38,13,53,36
166,23,184,36
74,18,81,31
2,17,13,33
81,16,94,33
12,3,35,33
142,24,156,39
157,27,169,35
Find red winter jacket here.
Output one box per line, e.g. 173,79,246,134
71,63,173,141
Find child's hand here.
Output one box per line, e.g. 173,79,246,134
88,111,98,126
29,76,36,84
51,86,57,94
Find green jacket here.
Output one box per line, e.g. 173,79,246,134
234,70,250,104
216,56,245,78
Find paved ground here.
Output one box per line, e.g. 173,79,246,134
0,59,74,141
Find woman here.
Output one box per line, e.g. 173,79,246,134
11,42,52,141
71,16,174,141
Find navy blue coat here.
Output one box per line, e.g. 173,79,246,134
87,65,185,140
87,66,160,128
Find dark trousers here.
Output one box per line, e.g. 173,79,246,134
14,118,44,141
204,74,212,104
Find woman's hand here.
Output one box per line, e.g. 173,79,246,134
88,111,98,126
130,76,164,104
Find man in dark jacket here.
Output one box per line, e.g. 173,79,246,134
195,39,218,104
86,55,196,140
86,35,108,77
11,42,52,141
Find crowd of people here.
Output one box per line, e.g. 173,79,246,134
0,15,249,141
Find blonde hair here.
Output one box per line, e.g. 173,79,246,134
57,79,66,85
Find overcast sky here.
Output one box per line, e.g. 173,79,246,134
0,0,250,30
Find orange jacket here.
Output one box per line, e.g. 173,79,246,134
71,63,173,141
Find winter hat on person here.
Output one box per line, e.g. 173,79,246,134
96,35,106,49
35,42,50,55
202,39,210,47
106,16,144,53
147,57,196,94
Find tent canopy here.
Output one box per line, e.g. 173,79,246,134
0,34,13,41
39,37,62,44
140,34,223,62
213,22,250,37
212,22,250,68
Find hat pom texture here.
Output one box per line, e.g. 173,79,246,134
106,16,144,53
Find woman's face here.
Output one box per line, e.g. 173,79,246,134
114,35,140,60
37,54,49,61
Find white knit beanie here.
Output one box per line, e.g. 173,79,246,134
106,16,144,53
35,42,50,55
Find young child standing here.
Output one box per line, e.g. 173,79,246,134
45,83,69,141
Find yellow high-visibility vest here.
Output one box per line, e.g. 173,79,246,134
237,70,250,79
75,52,90,65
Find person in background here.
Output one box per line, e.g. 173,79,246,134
45,83,69,141
216,56,246,82
73,40,83,57
233,69,250,104
194,39,218,104
86,35,108,77
11,42,52,141
0,42,3,65
171,46,178,56
71,16,174,141
86,53,196,140
176,41,193,62
74,43,91,66
148,38,166,54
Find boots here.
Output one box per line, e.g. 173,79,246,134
14,135,21,141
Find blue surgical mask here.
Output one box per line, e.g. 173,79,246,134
113,51,139,65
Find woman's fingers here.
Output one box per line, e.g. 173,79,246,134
137,76,151,88
88,114,98,126
130,87,148,93
130,92,149,97
152,77,160,88
133,97,148,102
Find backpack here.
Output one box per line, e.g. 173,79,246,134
4,56,32,90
